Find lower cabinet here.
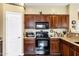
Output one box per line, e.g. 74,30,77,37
69,44,76,56
24,38,35,56
60,39,79,56
60,40,70,56
62,43,70,56
76,47,79,56
50,38,61,56
24,38,79,56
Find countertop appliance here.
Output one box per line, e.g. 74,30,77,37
26,32,35,37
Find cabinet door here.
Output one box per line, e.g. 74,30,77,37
51,15,62,28
50,39,60,55
24,39,35,56
69,48,76,56
76,51,79,56
69,44,76,56
76,47,79,56
61,15,69,28
62,43,69,56
51,15,57,28
34,15,41,22
24,15,35,29
24,43,35,55
41,15,51,28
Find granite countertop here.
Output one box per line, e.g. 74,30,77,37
61,36,79,47
24,36,79,47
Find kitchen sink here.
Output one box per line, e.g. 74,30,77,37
74,42,79,44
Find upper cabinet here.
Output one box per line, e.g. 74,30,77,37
61,15,69,28
24,14,69,29
50,15,69,28
51,15,61,28
24,15,35,29
24,14,51,29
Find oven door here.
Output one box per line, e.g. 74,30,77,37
36,39,49,47
35,39,50,55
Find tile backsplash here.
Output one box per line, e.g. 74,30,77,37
24,28,67,38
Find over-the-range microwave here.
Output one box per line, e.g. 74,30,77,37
35,22,49,29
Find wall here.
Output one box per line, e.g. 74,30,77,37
2,4,24,56
25,6,68,14
0,4,3,39
69,4,79,33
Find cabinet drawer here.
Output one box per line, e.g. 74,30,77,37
24,39,35,44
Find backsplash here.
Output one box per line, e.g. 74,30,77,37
49,29,67,37
24,29,67,38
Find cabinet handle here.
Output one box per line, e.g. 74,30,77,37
18,37,21,38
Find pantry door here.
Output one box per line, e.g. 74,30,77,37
6,12,23,56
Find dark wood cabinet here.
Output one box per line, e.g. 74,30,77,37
50,38,60,56
69,47,76,56
50,15,69,28
60,39,79,56
60,40,70,56
24,14,69,29
62,43,70,56
69,44,76,56
24,15,35,29
61,15,69,28
51,15,59,28
24,38,35,56
24,14,51,29
76,47,79,56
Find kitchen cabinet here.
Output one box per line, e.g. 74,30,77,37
62,43,70,56
50,15,69,28
24,14,69,29
69,43,76,56
24,14,51,29
41,15,51,28
60,39,70,56
60,39,79,56
61,15,69,28
76,47,79,56
51,15,59,28
24,38,35,56
50,38,60,56
24,15,35,29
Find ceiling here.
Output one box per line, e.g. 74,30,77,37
24,3,69,7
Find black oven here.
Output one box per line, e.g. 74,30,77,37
35,22,49,29
35,31,50,55
35,39,50,55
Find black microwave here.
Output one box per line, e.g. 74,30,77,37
35,22,49,29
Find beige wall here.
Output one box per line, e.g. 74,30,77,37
0,4,3,38
2,4,24,56
69,4,79,32
25,6,68,14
